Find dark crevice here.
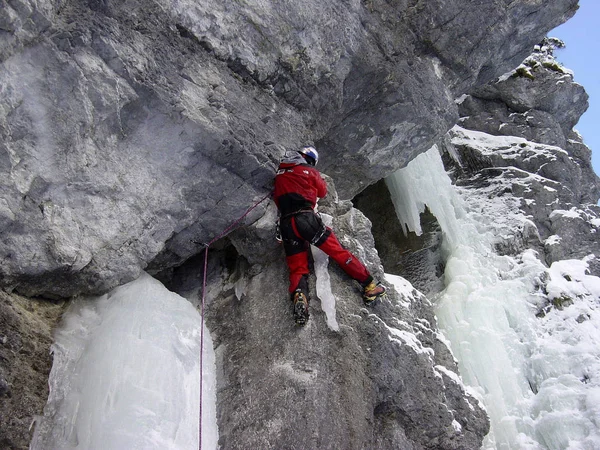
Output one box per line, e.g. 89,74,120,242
352,180,446,296
155,236,247,301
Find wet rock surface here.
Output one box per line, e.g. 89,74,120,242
353,182,446,297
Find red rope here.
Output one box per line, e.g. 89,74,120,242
198,192,271,449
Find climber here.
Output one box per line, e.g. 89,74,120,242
273,145,386,325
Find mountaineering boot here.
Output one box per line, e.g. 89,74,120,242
292,289,309,325
363,281,386,304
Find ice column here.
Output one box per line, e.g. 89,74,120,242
390,142,600,450
31,272,219,450
385,145,466,246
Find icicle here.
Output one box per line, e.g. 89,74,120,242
312,213,340,331
385,145,466,246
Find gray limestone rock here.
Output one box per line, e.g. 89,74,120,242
458,96,568,149
0,0,579,298
468,41,588,136
544,205,600,276
441,125,598,253
564,131,600,204
447,126,586,205
456,40,599,206
437,43,600,278
164,192,489,449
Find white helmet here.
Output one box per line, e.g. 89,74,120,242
297,145,319,166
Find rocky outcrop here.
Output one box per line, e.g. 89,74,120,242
0,0,578,298
442,40,600,275
356,38,600,294
456,39,599,203
349,40,599,448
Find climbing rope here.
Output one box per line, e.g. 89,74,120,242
198,191,271,450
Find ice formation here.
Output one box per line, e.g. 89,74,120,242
387,145,600,449
312,213,340,331
31,273,218,450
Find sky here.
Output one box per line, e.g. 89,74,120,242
551,0,600,178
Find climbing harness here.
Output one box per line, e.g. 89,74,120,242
198,191,270,450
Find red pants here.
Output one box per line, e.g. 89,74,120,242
280,212,372,293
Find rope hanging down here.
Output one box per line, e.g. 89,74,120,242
198,191,271,450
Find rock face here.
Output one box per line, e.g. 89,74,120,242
447,40,600,275
0,0,578,298
350,40,600,449
358,40,600,292
0,1,591,449
353,184,446,296
456,39,599,204
164,182,489,449
0,291,65,449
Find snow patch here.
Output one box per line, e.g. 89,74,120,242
383,321,434,357
452,419,463,433
455,94,468,104
497,70,514,82
434,364,464,386
432,57,443,79
550,208,582,219
384,273,415,307
546,258,600,301
450,126,568,160
545,235,561,246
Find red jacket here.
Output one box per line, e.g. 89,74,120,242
273,154,327,216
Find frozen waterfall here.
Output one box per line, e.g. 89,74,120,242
386,145,600,449
30,272,218,450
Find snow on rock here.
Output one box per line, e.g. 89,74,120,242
550,207,583,219
384,273,416,308
546,258,600,301
527,257,600,450
545,235,562,246
450,126,569,160
31,273,218,450
378,316,435,358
